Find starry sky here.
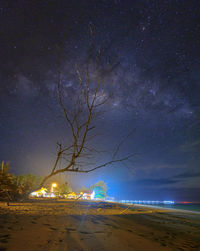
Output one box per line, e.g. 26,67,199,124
1,0,200,201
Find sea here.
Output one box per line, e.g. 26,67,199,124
116,200,200,213
152,203,200,213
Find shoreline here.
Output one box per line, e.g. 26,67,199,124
108,200,200,215
132,203,200,214
1,199,200,214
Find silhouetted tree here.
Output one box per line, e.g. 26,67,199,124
55,182,72,196
40,27,134,187
15,174,42,198
0,161,16,201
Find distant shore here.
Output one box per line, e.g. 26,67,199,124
107,200,200,214
132,203,200,214
0,200,200,250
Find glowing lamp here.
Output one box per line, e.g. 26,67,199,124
51,183,57,193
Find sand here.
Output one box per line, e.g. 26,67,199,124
0,199,200,251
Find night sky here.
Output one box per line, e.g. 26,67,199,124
1,0,200,201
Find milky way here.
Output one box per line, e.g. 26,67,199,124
0,0,200,201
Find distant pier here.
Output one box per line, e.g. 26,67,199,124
117,200,175,205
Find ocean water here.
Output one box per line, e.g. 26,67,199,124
150,203,200,213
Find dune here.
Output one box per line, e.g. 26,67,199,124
0,200,200,250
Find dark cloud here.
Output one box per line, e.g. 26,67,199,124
135,178,179,186
175,171,200,179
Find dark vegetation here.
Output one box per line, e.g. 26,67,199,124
0,161,107,201
0,161,42,201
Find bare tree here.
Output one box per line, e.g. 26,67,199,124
40,27,133,187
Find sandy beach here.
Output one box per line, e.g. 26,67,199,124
0,200,200,251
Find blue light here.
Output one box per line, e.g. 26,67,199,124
118,200,175,205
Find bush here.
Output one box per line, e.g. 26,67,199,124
0,161,42,201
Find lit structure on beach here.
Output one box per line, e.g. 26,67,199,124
67,192,77,199
30,185,96,200
81,190,95,200
30,187,47,197
91,190,95,200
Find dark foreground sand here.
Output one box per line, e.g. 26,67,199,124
0,200,200,251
